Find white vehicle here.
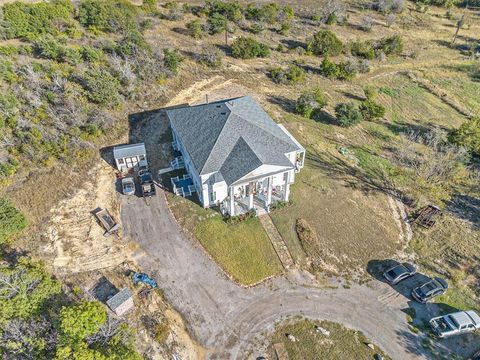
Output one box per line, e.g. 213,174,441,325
429,311,480,338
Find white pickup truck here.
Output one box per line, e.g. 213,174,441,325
429,310,480,338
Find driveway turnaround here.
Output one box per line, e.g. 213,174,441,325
121,192,429,360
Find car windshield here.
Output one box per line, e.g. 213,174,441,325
387,266,405,278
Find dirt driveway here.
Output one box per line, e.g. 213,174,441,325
121,191,434,360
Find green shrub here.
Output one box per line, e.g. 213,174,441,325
377,35,403,56
307,30,343,56
0,45,19,56
207,12,228,34
0,58,18,83
449,117,480,157
270,64,306,84
61,46,83,65
0,198,27,246
186,19,206,39
81,45,104,62
326,12,337,25
196,46,223,68
278,21,291,35
359,99,386,121
0,259,61,321
319,57,356,80
248,22,266,34
350,40,375,59
0,159,19,177
295,88,327,119
78,0,139,33
164,48,183,74
81,67,120,105
335,102,363,127
320,56,340,78
33,35,64,60
142,0,157,13
114,30,150,58
231,36,270,59
205,0,243,22
2,0,74,39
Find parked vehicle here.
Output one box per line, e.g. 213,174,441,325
412,277,448,303
383,263,416,285
429,311,480,338
122,177,135,196
139,171,156,197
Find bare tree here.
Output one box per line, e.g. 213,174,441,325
397,128,470,186
0,317,57,359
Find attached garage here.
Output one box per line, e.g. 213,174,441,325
113,143,147,172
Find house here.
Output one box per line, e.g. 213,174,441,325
166,96,305,216
106,288,134,316
113,143,147,172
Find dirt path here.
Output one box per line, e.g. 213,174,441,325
121,192,430,360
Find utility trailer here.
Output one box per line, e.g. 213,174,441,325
92,208,119,236
139,171,156,197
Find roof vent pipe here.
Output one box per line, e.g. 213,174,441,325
205,94,209,104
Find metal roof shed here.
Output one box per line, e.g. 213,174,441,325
113,143,147,172
106,288,134,316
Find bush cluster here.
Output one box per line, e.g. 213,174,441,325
78,0,139,33
449,117,480,157
319,57,357,80
81,68,120,105
295,88,328,119
231,36,270,59
1,0,75,39
269,64,306,84
335,102,363,127
307,30,343,56
349,35,404,60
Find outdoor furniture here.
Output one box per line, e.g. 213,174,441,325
412,205,442,229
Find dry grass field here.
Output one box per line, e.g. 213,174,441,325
1,0,479,358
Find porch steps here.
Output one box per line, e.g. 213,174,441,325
259,214,294,269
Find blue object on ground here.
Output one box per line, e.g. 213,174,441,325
132,272,158,288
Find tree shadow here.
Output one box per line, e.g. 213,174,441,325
90,276,119,303
267,95,296,113
280,38,306,50
446,194,480,229
340,90,365,101
171,27,190,36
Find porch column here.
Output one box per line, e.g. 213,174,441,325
266,176,272,206
248,182,254,209
229,186,235,216
284,172,290,202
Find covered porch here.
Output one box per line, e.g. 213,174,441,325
221,171,291,216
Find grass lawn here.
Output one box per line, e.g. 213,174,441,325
195,217,282,285
270,159,403,278
167,193,282,285
268,318,391,360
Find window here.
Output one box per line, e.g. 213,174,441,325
139,155,145,160
209,191,216,202
118,158,124,164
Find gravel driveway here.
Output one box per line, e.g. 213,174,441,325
121,192,430,360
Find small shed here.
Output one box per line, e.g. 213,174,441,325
113,143,147,172
106,288,134,316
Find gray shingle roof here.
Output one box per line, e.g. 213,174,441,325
113,143,146,159
106,288,132,310
166,96,301,185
